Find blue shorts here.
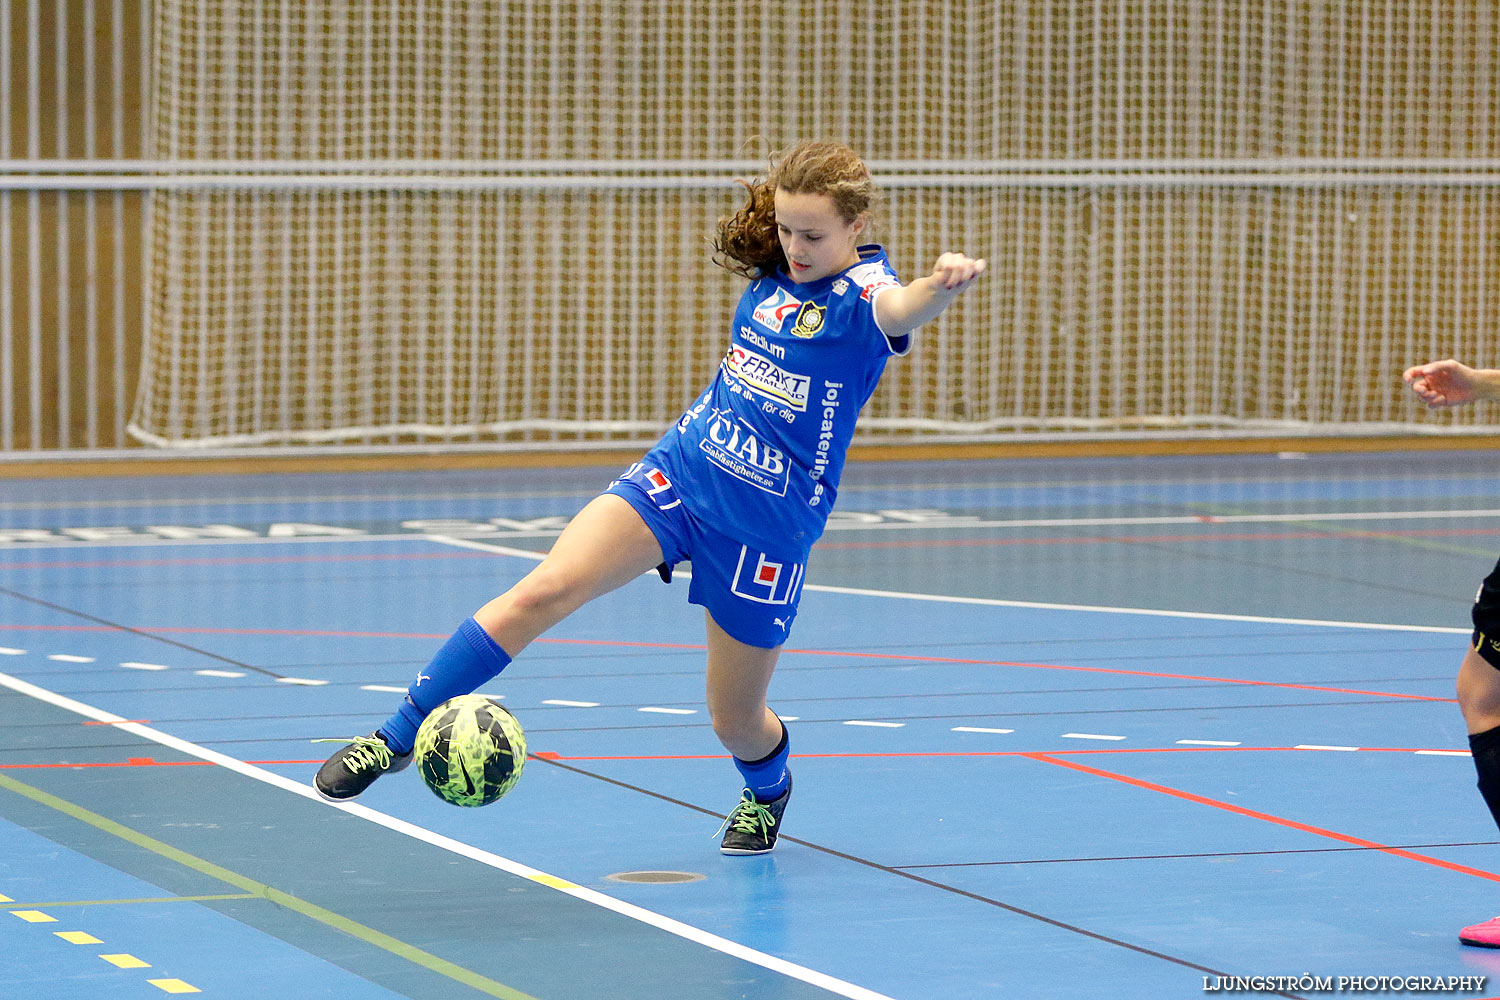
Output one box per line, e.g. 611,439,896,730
604,462,807,649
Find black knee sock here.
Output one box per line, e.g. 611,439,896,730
1469,726,1500,830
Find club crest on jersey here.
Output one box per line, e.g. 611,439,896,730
789,301,825,339
751,287,802,334
730,547,805,606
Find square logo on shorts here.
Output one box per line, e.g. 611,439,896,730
730,547,804,605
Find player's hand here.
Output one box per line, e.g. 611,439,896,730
1403,359,1482,408
931,252,987,292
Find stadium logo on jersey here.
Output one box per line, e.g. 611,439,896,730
789,302,825,339
723,345,811,411
847,261,900,302
699,408,789,496
730,547,805,606
751,287,803,334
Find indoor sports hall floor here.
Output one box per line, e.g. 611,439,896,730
3,449,1500,1000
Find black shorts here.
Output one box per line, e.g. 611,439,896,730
1472,556,1500,668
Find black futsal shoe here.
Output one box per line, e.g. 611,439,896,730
718,774,793,855
313,732,412,801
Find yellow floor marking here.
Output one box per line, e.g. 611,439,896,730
148,980,201,994
55,930,103,944
0,894,12,903
100,953,151,969
528,873,579,890
8,893,257,909
9,909,57,923
0,771,543,1000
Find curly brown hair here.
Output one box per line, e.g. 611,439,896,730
711,141,877,279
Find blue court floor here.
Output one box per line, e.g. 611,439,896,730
2,449,1500,999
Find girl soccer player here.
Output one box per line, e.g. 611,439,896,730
1403,358,1500,944
315,140,986,854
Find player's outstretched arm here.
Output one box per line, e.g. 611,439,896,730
874,252,986,340
1403,359,1500,409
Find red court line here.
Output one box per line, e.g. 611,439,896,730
6,746,1462,769
816,525,1500,551
0,622,1455,703
1025,752,1500,883
0,551,497,572
529,746,1463,761
5,524,1499,569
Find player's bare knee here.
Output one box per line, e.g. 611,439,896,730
708,705,760,753
506,565,586,623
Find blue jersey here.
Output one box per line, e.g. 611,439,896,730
639,244,907,559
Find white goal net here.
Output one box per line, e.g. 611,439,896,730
130,1,1500,449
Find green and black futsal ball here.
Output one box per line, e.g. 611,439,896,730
414,695,526,807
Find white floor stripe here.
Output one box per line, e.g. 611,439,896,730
0,647,25,656
1416,750,1471,757
275,677,328,686
639,706,696,715
844,720,904,728
543,699,600,708
0,670,898,1000
119,662,169,671
1176,740,1242,747
48,654,94,663
194,669,245,678
1293,744,1359,751
952,726,1015,734
423,533,1466,635
360,684,407,693
1061,733,1126,741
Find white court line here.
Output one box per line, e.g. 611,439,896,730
1061,733,1126,741
542,699,600,708
953,726,1015,734
5,503,1500,551
0,529,1482,634
0,647,26,655
1176,740,1241,747
1293,744,1359,752
0,670,898,1000
844,720,905,728
424,533,1468,635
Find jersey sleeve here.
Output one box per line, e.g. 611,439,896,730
845,260,910,356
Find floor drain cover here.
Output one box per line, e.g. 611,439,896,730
604,870,706,884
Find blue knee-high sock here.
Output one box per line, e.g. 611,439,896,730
732,721,790,802
377,617,512,754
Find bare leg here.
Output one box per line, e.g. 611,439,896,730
703,610,784,761
1458,646,1500,733
474,493,665,653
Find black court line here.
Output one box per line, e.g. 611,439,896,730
527,755,1304,999
0,584,285,679
893,841,1500,868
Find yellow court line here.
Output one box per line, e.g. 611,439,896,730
9,909,57,923
0,771,542,1000
5,894,258,909
101,953,151,969
55,931,103,944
